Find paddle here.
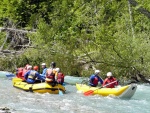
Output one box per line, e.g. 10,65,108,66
58,89,63,96
56,83,64,96
83,80,118,96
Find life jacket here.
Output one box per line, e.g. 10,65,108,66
57,72,64,84
28,71,36,80
92,77,99,86
46,69,55,82
16,67,23,78
22,69,28,77
103,77,117,88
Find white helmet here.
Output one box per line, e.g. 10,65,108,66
41,63,46,66
27,65,32,70
55,68,60,72
95,70,100,74
107,72,112,77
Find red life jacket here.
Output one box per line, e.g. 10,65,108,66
46,69,55,82
93,77,99,86
16,67,23,78
103,77,117,88
57,72,64,83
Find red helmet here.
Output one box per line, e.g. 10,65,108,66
33,66,38,71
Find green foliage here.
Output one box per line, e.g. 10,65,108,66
0,0,150,79
0,32,5,45
0,0,53,27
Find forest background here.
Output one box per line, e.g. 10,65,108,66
0,0,150,83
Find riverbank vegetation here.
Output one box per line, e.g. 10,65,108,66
0,0,150,82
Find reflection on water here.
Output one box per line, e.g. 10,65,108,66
0,78,150,113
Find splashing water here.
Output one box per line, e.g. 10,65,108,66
0,78,150,113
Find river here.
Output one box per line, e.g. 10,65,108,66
0,78,150,113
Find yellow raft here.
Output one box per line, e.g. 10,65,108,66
12,77,66,94
76,83,137,98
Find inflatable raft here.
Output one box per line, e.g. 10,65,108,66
76,83,137,99
12,77,66,94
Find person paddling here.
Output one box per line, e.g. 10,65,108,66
55,68,64,85
24,65,45,84
89,70,103,87
16,64,29,80
45,62,57,86
20,64,30,80
40,63,47,79
16,67,23,78
102,72,118,88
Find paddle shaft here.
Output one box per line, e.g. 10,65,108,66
90,80,117,92
102,80,118,88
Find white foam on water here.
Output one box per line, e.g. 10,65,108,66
0,79,150,113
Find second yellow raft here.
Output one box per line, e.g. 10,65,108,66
76,83,137,98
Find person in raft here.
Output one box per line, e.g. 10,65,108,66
16,67,23,78
89,70,103,87
16,64,29,80
102,72,118,88
24,65,45,84
45,62,57,86
40,63,47,79
55,68,64,85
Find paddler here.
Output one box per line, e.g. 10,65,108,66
89,70,103,87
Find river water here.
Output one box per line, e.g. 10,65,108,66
0,78,150,113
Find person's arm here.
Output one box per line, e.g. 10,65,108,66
55,71,58,80
102,79,107,86
98,76,103,84
41,68,47,76
114,78,118,86
89,75,94,86
62,73,64,82
24,71,29,80
36,72,45,81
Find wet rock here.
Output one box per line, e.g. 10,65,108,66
136,74,150,83
128,73,150,84
0,107,11,113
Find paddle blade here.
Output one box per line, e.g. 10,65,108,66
83,90,94,96
59,90,63,96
